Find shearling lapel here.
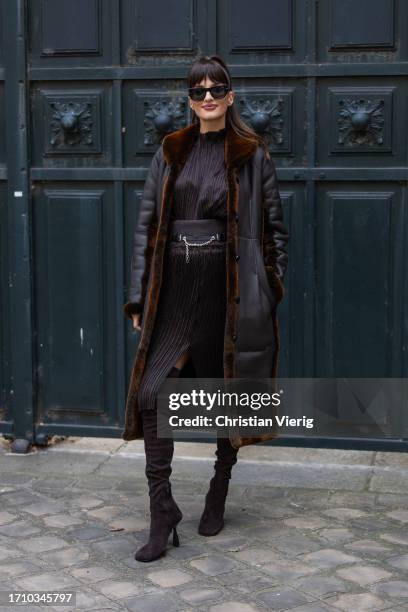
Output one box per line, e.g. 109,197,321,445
162,121,258,169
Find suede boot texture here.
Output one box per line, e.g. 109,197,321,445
135,365,182,562
198,437,238,536
135,481,182,562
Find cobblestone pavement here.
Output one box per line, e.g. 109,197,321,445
0,436,408,611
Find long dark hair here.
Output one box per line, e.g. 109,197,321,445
186,54,270,158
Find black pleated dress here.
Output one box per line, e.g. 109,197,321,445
137,126,228,412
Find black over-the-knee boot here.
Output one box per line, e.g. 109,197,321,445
198,437,238,536
135,367,183,562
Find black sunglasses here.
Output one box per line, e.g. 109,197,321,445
188,84,230,102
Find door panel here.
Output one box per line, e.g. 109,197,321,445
32,184,121,433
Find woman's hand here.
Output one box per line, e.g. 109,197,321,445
132,313,141,331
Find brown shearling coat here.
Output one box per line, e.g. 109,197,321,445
123,121,289,448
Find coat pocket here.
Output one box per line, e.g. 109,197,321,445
252,239,277,310
236,237,275,352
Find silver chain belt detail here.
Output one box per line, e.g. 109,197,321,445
176,235,216,263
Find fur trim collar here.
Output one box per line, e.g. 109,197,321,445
162,121,258,168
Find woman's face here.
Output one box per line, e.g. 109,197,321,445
188,76,234,124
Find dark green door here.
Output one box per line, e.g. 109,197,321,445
1,0,407,449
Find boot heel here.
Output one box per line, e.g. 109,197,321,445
172,527,180,547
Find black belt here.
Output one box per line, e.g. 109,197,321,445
169,219,226,242
171,232,226,242
168,219,227,262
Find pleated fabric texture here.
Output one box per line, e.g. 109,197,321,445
137,126,228,412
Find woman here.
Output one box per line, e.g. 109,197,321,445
123,55,289,562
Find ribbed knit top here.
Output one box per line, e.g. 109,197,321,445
171,126,228,220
